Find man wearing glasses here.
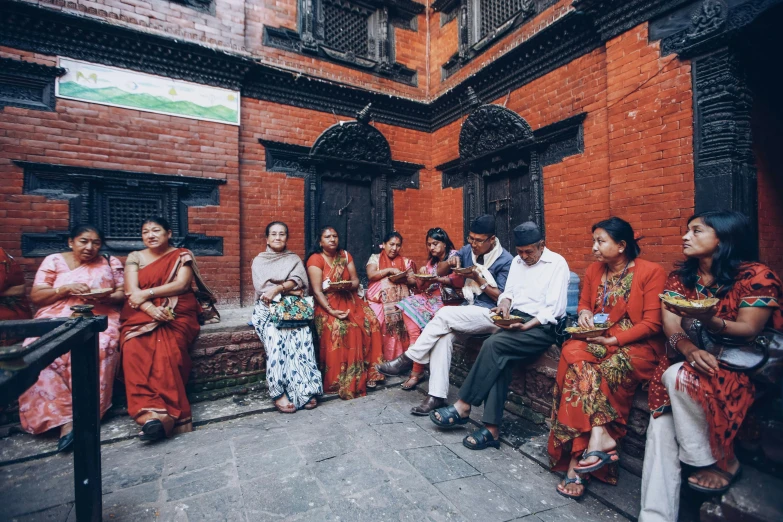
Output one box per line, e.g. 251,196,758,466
375,215,513,416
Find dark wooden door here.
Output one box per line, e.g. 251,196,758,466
484,168,532,252
317,178,374,282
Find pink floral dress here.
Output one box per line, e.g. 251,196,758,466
18,253,124,434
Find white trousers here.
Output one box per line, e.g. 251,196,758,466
639,362,715,522
405,305,499,398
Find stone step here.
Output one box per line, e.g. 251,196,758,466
699,466,783,522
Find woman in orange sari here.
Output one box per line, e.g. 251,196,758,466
366,231,416,361
548,217,666,499
121,217,202,442
307,226,384,400
18,225,124,452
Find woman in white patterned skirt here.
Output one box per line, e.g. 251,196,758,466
251,221,323,413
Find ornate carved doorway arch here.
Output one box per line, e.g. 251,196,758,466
451,94,542,252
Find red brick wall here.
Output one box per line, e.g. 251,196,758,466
426,23,694,275
0,46,242,305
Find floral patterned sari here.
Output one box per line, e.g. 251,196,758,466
548,266,660,484
307,251,384,400
366,252,415,360
18,253,124,434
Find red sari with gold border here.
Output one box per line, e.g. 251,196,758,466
120,248,201,433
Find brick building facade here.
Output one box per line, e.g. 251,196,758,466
2,0,781,306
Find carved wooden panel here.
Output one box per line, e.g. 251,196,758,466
0,57,65,112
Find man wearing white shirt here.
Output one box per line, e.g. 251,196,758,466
430,222,570,451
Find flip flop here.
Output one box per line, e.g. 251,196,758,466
573,449,620,473
139,419,166,442
429,405,470,429
688,464,743,495
303,398,318,410
462,426,500,450
557,475,587,500
401,371,428,391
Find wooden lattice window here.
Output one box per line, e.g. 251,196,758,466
478,0,530,39
323,0,372,57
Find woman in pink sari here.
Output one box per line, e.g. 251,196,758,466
18,225,125,452
366,231,417,361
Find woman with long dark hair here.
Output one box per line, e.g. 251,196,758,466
251,221,322,413
307,226,384,400
396,227,463,392
640,210,783,522
548,217,666,498
19,225,124,452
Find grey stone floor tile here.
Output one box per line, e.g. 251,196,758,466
231,429,294,456
310,449,391,497
411,415,480,444
235,445,304,481
483,470,572,514
434,474,531,521
241,468,328,519
586,471,642,519
169,486,246,522
402,445,480,484
0,457,75,518
324,481,428,522
281,506,339,521
103,480,161,517
443,441,522,474
372,421,442,451
387,475,469,522
163,462,235,501
8,503,73,522
533,495,630,521
295,433,358,463
162,439,233,476
101,453,163,494
365,446,422,482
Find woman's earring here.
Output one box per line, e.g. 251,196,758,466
619,249,624,253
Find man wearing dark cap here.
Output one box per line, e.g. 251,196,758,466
429,221,570,450
375,215,513,415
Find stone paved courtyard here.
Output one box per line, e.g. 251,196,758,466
1,385,632,522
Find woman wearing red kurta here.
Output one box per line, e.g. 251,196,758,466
307,227,384,400
548,217,666,499
640,210,783,522
121,217,201,442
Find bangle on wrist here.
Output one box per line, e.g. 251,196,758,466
706,318,727,334
667,332,690,352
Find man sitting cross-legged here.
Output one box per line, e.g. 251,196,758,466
430,222,570,450
375,215,513,415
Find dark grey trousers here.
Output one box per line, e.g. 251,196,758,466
458,324,556,425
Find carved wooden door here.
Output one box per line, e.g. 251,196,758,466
484,168,531,252
317,178,374,282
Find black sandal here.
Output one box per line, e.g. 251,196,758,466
573,449,619,473
429,405,470,429
557,475,587,500
688,464,742,495
139,419,166,442
462,426,500,450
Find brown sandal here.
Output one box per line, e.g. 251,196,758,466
401,371,428,391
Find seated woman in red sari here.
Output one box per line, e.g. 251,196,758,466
307,226,384,400
396,227,462,394
365,231,416,362
0,247,33,335
640,210,783,522
121,217,202,442
19,225,125,452
548,217,666,499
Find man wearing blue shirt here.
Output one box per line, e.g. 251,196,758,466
376,215,513,416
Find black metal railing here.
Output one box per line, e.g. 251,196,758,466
0,305,107,522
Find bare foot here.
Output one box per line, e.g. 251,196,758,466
688,459,740,490
432,400,471,424
59,422,73,438
577,426,617,468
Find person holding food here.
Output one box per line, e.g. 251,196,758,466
547,217,665,499
307,226,384,400
640,210,783,522
121,217,208,442
252,221,322,413
366,231,417,361
374,215,512,416
426,221,569,450
397,227,463,391
18,225,125,452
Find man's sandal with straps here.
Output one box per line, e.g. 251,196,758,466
687,464,742,495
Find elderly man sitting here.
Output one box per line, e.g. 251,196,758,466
430,222,570,450
375,214,513,416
